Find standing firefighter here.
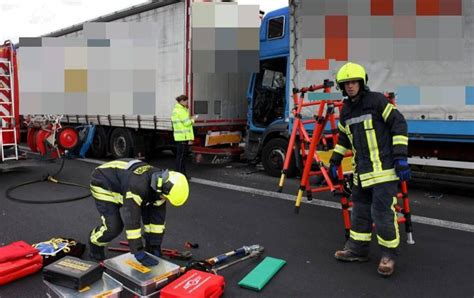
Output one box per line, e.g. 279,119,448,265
329,62,410,277
88,159,189,266
171,94,195,179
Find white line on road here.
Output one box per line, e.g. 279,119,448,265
76,157,474,234
191,178,474,234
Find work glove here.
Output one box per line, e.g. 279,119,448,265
394,158,411,181
134,250,159,267
328,163,339,183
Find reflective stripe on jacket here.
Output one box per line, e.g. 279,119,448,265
90,159,166,253
171,103,194,141
330,91,408,188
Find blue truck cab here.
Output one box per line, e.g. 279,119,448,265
244,7,296,176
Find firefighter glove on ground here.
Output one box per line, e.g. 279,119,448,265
329,163,339,182
135,250,159,267
394,159,411,181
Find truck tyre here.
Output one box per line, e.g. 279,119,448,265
261,138,297,177
88,126,107,158
110,128,135,159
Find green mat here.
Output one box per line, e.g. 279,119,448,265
238,257,286,291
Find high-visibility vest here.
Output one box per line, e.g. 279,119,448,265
171,103,194,141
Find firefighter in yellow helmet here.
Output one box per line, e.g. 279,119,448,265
329,62,410,277
88,159,189,266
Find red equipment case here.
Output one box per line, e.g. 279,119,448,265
0,241,43,285
160,270,225,298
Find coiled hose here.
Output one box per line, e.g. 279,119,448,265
5,156,91,204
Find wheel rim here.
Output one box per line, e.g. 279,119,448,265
269,148,285,169
114,136,127,156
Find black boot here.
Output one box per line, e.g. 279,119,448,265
88,241,105,262
145,243,161,257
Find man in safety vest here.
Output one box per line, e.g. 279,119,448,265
329,62,410,277
171,94,195,179
88,159,189,267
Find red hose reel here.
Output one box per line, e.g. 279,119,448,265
27,126,79,158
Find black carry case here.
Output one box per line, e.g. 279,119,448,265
43,256,103,290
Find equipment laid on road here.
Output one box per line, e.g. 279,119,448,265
238,256,286,292
186,245,264,273
107,241,192,261
103,252,181,297
160,269,225,298
5,154,91,204
43,256,103,290
32,238,86,266
0,241,43,286
44,272,123,298
161,244,264,298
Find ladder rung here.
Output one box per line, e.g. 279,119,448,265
0,88,10,91
0,102,12,104
2,157,19,161
0,115,14,118
2,143,17,146
0,74,10,77
1,129,16,132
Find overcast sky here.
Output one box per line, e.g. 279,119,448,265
0,0,288,44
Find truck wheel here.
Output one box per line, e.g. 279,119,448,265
110,128,135,159
88,126,107,158
261,138,297,177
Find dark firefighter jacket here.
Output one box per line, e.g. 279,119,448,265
330,90,408,188
90,159,166,252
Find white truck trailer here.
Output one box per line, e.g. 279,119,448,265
19,0,257,162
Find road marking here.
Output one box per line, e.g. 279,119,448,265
77,157,474,234
190,178,474,234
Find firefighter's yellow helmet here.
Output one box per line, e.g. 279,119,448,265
336,62,367,85
162,171,189,207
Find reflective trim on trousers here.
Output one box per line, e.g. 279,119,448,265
350,230,372,242
91,185,123,204
126,228,142,240
377,197,400,248
144,224,165,234
90,216,109,246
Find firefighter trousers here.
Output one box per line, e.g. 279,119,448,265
89,199,166,249
345,181,400,258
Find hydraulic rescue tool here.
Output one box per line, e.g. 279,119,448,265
186,244,264,274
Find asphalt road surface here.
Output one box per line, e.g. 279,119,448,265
1,153,473,297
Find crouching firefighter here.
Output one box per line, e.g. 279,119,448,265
328,62,410,277
88,159,189,267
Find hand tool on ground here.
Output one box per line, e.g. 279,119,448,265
184,241,199,249
185,244,264,274
107,241,192,260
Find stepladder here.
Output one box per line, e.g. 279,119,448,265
277,82,415,244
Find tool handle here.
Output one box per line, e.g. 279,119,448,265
108,247,130,252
